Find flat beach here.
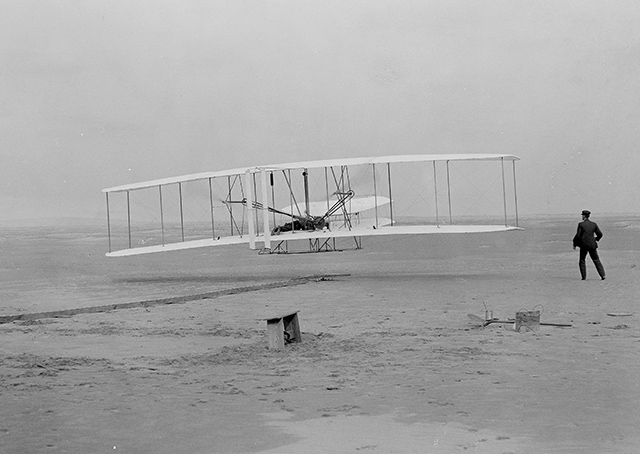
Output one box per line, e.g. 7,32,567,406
1,215,639,453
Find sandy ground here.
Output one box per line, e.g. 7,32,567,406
1,217,639,453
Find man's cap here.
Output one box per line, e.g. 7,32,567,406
581,210,591,216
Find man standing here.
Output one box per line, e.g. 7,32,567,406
572,210,606,280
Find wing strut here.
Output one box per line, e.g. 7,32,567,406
178,182,185,242
105,193,111,253
159,185,165,246
227,176,234,236
501,157,508,227
270,172,277,227
252,172,260,236
446,160,453,225
433,161,439,228
372,163,379,228
126,191,132,249
387,163,394,226
513,160,519,227
208,178,216,240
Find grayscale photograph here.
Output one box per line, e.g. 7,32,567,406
1,1,639,453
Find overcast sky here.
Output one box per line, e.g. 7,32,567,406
1,0,639,221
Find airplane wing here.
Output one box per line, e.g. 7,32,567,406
103,153,522,256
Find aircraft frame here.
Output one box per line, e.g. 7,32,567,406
102,154,522,257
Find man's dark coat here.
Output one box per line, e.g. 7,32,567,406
573,219,603,250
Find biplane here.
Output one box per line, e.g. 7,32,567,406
102,154,522,257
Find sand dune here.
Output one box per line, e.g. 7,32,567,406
1,215,639,453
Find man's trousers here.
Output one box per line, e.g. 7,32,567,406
579,247,605,280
